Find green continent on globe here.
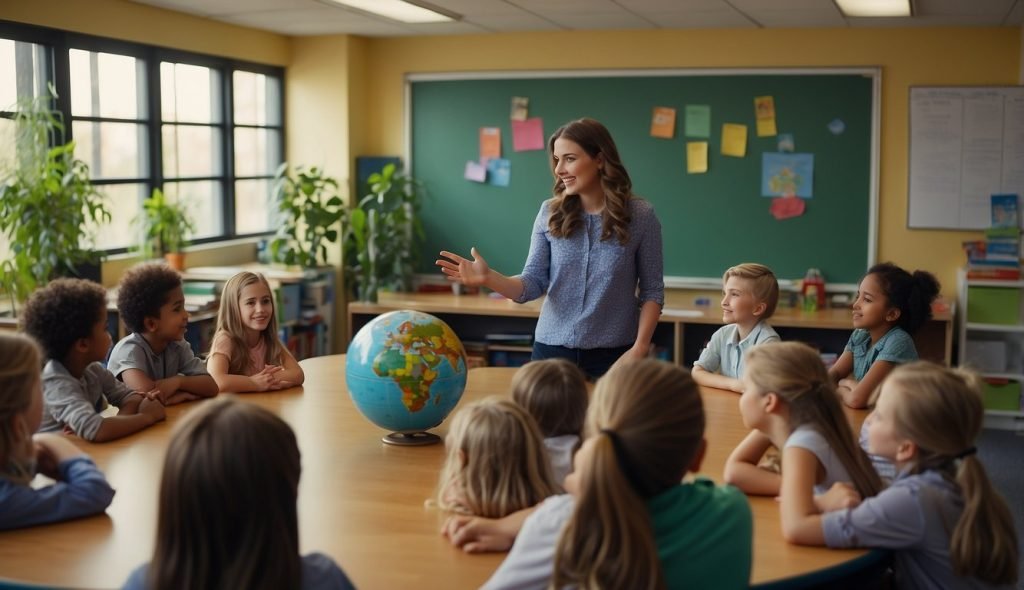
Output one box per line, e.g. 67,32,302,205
371,320,464,412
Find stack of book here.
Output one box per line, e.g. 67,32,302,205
963,194,1021,281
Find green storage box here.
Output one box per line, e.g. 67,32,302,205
982,380,1022,412
967,287,1021,325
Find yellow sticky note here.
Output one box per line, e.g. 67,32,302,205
721,123,747,157
756,118,777,137
687,141,708,174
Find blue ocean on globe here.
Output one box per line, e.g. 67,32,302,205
346,310,467,434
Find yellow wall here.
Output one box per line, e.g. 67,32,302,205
0,0,289,65
360,27,1022,294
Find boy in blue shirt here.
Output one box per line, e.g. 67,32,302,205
107,263,219,404
692,263,780,393
22,278,166,442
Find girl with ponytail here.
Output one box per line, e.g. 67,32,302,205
793,362,1018,589
482,359,752,590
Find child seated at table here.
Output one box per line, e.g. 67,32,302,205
787,362,1019,590
510,359,588,484
724,342,883,542
482,359,752,589
435,397,559,518
22,278,166,441
0,333,115,530
122,396,355,590
693,263,780,393
206,271,304,393
107,262,218,404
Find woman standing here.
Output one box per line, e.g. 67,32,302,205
437,118,663,378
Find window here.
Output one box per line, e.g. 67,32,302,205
0,23,285,255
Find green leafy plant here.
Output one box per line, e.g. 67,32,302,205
270,164,345,268
136,188,195,258
0,88,110,315
342,162,425,303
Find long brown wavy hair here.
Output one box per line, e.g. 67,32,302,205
215,272,287,375
552,359,705,590
0,333,42,486
547,118,633,245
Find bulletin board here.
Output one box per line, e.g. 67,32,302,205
407,69,879,285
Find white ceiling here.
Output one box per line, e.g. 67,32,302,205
129,0,1024,37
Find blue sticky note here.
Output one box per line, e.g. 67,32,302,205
487,158,511,187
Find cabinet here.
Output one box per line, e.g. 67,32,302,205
957,269,1024,431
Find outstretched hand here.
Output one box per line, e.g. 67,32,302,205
435,247,490,287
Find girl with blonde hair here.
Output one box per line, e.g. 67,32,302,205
482,359,752,590
724,342,882,542
207,271,304,392
437,118,664,379
435,397,559,518
790,362,1019,589
0,333,114,529
510,359,588,483
122,396,353,590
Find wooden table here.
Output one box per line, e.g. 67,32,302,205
349,292,954,366
0,356,869,589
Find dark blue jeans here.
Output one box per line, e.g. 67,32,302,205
531,342,631,380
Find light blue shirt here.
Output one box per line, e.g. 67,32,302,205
122,552,355,590
0,457,115,530
515,198,664,349
693,320,780,378
845,327,918,381
785,425,854,495
823,470,1008,590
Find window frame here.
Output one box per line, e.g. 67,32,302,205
0,19,286,254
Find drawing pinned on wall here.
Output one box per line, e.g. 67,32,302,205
650,106,677,139
770,196,806,220
480,127,501,162
762,153,814,198
512,117,545,151
511,96,529,121
721,123,748,157
686,141,708,174
777,133,795,153
685,105,711,138
754,95,777,137
828,118,846,135
464,160,487,183
487,158,511,187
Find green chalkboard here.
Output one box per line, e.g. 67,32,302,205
410,71,876,284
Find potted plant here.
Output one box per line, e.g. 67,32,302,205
342,162,425,303
269,163,345,268
0,88,111,316
136,188,195,271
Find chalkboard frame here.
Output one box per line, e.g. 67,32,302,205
404,68,880,288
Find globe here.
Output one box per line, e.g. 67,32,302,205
346,310,468,445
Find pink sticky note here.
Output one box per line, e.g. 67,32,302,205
464,160,487,183
770,196,806,220
512,118,545,152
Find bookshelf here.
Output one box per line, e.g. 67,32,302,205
957,269,1024,432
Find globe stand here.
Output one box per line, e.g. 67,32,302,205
382,431,441,446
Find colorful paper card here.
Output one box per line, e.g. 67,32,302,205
686,142,708,174
480,127,501,161
754,96,777,137
762,153,814,198
487,158,511,187
777,133,795,153
721,124,747,158
511,96,529,121
650,107,676,139
685,105,711,138
770,196,806,220
512,117,545,152
464,160,486,183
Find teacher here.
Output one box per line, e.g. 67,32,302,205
436,118,664,379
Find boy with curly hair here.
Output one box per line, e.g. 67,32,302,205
107,263,218,404
21,278,166,442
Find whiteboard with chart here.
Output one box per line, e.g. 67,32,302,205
908,86,1024,230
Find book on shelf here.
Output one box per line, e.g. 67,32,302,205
962,194,1021,281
